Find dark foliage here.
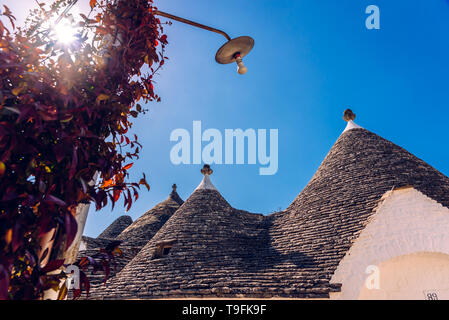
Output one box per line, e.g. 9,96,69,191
0,0,167,299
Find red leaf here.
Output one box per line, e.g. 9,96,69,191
45,195,66,206
54,144,66,163
11,222,22,253
113,189,121,203
101,179,115,189
41,259,65,273
123,163,133,170
78,257,89,268
139,174,150,191
69,146,78,180
126,189,132,211
73,288,81,299
80,270,90,298
37,213,54,237
4,228,12,246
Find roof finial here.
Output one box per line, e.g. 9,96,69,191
343,109,356,122
201,164,213,176
169,183,184,205
342,108,363,133
195,164,217,191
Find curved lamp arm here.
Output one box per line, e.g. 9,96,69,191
153,10,231,41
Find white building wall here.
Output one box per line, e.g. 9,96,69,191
358,252,449,299
330,187,449,300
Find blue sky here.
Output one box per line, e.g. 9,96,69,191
4,1,449,237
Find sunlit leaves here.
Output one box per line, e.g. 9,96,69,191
0,0,167,300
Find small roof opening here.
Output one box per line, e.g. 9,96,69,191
162,247,172,255
152,239,177,259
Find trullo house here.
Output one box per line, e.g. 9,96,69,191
79,110,449,300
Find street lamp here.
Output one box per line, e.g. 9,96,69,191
154,10,255,75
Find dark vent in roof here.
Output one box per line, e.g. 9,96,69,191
152,239,177,259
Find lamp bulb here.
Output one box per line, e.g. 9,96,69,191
235,56,247,75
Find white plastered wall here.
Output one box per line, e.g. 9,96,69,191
330,187,449,300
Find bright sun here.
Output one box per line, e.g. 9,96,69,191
54,21,77,44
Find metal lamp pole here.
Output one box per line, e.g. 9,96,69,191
154,10,255,74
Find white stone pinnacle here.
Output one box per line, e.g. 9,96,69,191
195,174,217,191
343,120,363,133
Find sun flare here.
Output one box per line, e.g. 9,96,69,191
54,21,77,44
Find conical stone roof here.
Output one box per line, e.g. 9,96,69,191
76,186,184,299
268,111,449,296
94,112,449,299
115,185,184,247
97,215,132,239
99,166,277,299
